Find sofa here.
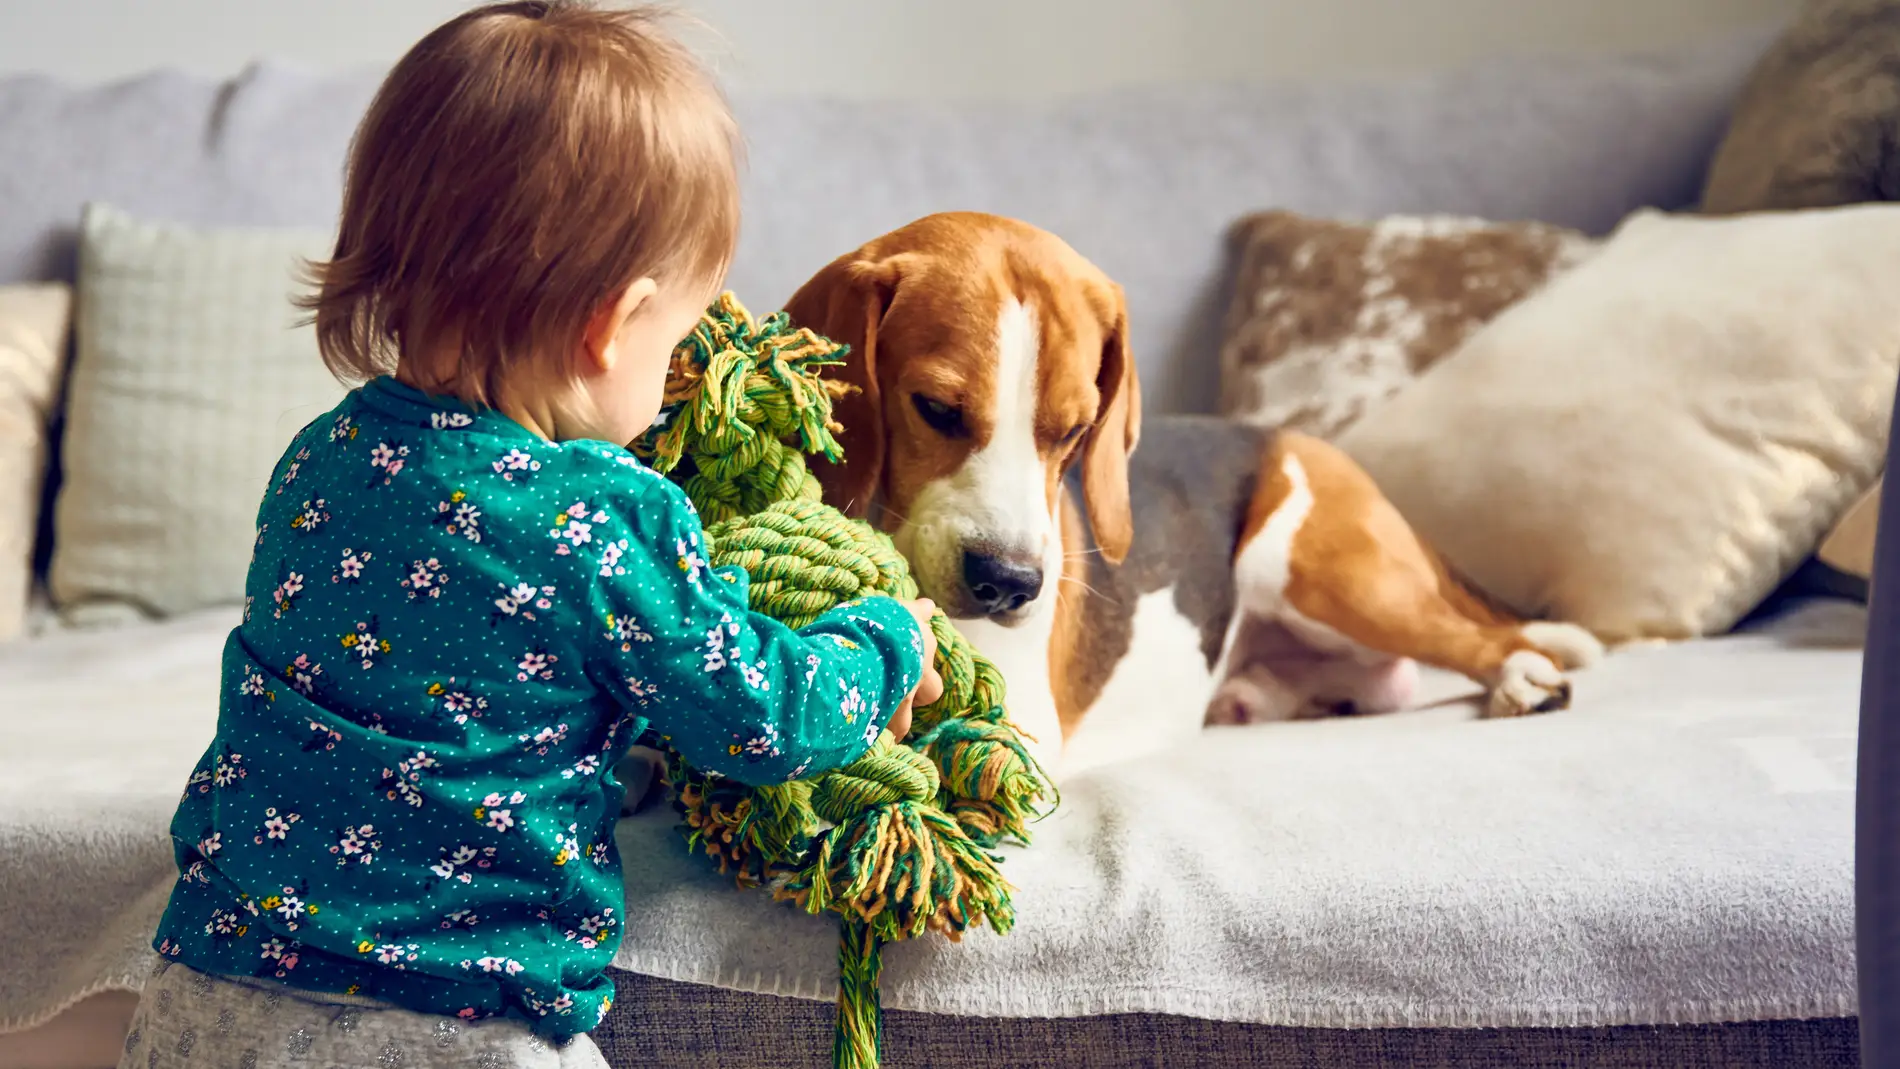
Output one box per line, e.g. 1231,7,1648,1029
0,21,1875,1069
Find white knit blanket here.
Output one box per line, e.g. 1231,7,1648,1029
0,601,1861,1032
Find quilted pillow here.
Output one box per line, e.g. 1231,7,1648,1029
50,205,341,625
1218,211,1596,439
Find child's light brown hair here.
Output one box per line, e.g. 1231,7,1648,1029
301,0,739,404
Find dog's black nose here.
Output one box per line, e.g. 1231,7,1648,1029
961,550,1044,615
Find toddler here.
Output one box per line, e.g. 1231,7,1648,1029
120,4,941,1067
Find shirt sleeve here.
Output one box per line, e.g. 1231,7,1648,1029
586,469,926,786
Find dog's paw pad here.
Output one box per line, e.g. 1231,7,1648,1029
1204,672,1301,726
1204,695,1251,726
1205,681,1265,726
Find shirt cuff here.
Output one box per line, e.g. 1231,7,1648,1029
830,594,927,718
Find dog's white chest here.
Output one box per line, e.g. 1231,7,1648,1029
1054,586,1218,774
951,611,1063,775
955,588,1219,778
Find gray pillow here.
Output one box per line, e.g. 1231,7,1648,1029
1701,0,1900,213
50,204,341,625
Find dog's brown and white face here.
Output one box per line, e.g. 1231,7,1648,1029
783,212,1142,622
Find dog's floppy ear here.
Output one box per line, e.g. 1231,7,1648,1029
782,251,906,517
1081,281,1142,564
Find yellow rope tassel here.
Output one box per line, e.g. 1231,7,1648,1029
636,294,1057,1068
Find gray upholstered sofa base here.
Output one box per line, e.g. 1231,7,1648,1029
597,972,1858,1069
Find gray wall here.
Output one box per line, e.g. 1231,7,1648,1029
0,0,1799,95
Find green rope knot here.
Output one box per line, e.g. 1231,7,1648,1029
636,293,1057,1069
707,500,916,630
643,293,849,524
811,735,941,822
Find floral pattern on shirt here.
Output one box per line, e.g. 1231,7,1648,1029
152,376,924,1040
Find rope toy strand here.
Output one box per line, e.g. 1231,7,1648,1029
635,293,1058,1069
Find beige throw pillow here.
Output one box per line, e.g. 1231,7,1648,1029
0,284,73,641
1819,478,1880,580
1336,206,1900,641
1220,212,1597,439
51,205,342,625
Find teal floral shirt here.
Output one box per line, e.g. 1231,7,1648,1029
152,377,924,1038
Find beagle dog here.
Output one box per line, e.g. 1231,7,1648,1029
783,212,1601,774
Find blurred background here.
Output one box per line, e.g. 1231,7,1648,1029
2,0,1801,95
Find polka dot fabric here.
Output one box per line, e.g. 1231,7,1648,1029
150,376,924,1040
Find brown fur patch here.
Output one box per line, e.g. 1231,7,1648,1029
781,212,1136,561
1244,432,1538,684
1049,494,1108,739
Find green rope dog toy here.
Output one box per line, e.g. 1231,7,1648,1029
634,293,1058,1069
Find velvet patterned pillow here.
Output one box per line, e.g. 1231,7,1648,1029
1218,211,1597,438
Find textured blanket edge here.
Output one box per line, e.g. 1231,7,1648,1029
613,953,1859,1030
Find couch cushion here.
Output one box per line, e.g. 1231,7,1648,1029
1337,206,1900,641
595,972,1859,1069
50,204,339,624
0,283,70,641
0,34,1770,413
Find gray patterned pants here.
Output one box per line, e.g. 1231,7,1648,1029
117,960,609,1069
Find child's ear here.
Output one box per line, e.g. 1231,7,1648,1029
582,277,659,372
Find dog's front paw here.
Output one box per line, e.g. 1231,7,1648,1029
1485,650,1572,718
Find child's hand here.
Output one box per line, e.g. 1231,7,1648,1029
902,599,944,706
886,598,945,741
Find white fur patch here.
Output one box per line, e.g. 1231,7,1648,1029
1223,451,1357,657
1058,587,1219,774
954,608,1062,775
1489,649,1568,718
965,296,1047,552
1233,452,1311,614
892,297,1053,605
1520,621,1604,669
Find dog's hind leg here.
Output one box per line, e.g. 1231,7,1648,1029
1259,433,1601,718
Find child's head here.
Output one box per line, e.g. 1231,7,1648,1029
302,1,738,444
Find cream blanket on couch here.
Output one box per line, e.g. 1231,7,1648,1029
0,600,1862,1033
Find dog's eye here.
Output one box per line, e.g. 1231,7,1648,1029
911,394,966,437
